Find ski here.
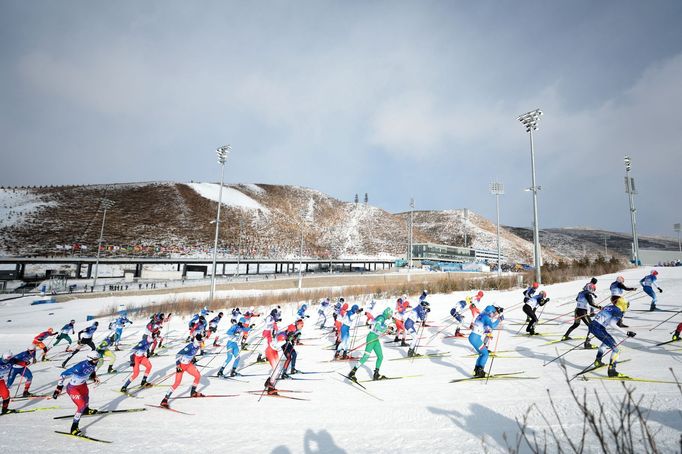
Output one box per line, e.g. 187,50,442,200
1,406,58,415
542,336,586,346
389,352,450,361
655,339,681,347
171,394,239,399
210,375,250,383
53,408,146,420
358,374,422,383
112,389,143,399
258,392,310,401
443,335,468,339
12,394,52,401
583,375,679,384
55,431,112,443
144,404,194,415
450,372,537,383
247,389,311,394
336,373,383,401
322,357,360,362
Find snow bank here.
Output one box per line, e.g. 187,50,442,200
187,182,268,212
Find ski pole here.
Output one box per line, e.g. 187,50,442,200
485,322,504,384
543,341,586,367
412,314,429,357
421,318,460,347
649,310,682,331
543,309,576,324
12,366,28,398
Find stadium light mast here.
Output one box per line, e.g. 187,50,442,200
624,156,640,266
675,223,681,252
490,182,504,276
210,145,231,304
517,108,543,283
92,198,115,290
408,197,414,282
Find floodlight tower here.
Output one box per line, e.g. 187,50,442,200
624,156,640,265
93,198,115,289
517,108,543,283
209,145,231,303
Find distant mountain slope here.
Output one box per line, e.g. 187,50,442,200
2,182,669,263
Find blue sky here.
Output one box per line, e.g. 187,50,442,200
1,1,681,236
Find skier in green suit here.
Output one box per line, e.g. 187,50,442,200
348,307,393,381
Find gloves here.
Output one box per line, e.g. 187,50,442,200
52,385,63,399
523,297,529,303
454,314,463,322
658,288,663,293
545,298,550,303
305,315,310,318
176,365,183,372
237,322,243,328
191,357,198,364
499,314,505,321
626,331,636,338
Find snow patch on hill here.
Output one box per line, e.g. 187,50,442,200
0,189,56,229
188,183,269,212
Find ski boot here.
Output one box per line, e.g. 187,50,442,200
160,396,170,408
22,390,34,398
107,365,114,374
347,366,358,381
400,340,409,347
84,407,99,416
190,386,205,398
607,365,626,378
333,350,340,360
650,304,657,312
407,348,415,358
561,335,571,341
217,367,225,378
593,353,605,368
473,366,486,378
673,331,680,341
617,319,629,328
264,378,277,395
583,341,594,349
373,369,386,381
65,347,73,353
394,335,400,342
454,328,465,338
280,371,290,379
120,384,128,393
256,353,266,363
140,377,152,388
341,350,348,360
115,346,121,351
290,368,299,375
70,422,82,436
230,368,238,377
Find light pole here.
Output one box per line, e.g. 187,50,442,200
490,182,504,276
408,198,414,281
298,224,304,290
209,145,230,303
236,218,243,278
463,208,468,248
674,223,681,252
624,156,640,266
603,234,610,256
93,198,115,290
518,108,543,283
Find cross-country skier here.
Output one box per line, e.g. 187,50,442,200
230,307,242,324
32,328,56,361
207,312,224,346
144,316,163,356
522,290,550,335
393,297,408,345
405,301,430,357
52,351,101,435
7,347,36,397
257,308,281,363
297,303,310,321
523,282,539,302
159,334,205,407
281,320,304,378
419,290,429,303
468,305,504,378
263,330,287,393
335,304,364,359
589,297,636,377
120,336,152,393
317,297,330,328
95,334,117,374
347,307,394,381
640,270,662,311
562,282,600,347
217,317,251,378
1,351,15,414
53,320,76,351
609,276,637,303
62,321,99,368
111,313,133,350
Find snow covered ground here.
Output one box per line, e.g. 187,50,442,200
1,267,681,453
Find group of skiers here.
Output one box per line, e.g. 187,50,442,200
1,269,678,441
